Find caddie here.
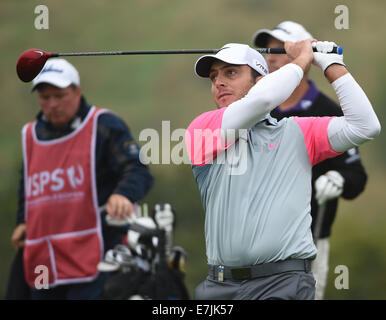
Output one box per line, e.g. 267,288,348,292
11,58,154,299
252,21,368,300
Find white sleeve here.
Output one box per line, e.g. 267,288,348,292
221,63,303,132
327,73,381,152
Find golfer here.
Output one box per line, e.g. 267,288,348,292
185,40,380,300
252,21,368,300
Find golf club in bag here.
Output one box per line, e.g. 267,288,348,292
99,203,189,300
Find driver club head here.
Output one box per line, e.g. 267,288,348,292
16,49,52,82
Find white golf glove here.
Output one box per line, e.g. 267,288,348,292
315,170,345,205
312,41,346,72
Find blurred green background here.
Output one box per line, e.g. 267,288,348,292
1,0,385,299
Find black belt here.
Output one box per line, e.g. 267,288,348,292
208,259,311,281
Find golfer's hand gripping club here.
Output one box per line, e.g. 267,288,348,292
312,41,345,72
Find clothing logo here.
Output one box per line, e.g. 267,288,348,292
124,141,139,155
218,46,230,52
67,164,84,189
253,60,268,75
268,141,280,149
27,164,85,197
39,65,64,75
301,100,312,110
274,26,291,35
34,50,44,56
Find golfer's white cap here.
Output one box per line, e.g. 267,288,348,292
31,58,80,91
194,43,269,78
252,21,312,47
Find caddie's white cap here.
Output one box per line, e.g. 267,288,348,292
194,43,269,78
31,58,80,91
252,21,312,47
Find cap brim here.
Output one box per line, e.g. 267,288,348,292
252,29,274,47
253,28,292,48
194,55,246,78
253,27,313,48
31,75,72,92
194,56,218,78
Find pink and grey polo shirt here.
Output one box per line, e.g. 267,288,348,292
185,109,341,267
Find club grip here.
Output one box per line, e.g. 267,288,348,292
329,46,343,54
264,48,286,54
260,45,343,55
312,43,343,55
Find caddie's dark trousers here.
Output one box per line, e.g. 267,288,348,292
195,260,315,300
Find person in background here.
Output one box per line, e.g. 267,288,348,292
10,58,154,299
252,21,368,299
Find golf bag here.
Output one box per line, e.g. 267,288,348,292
100,203,189,300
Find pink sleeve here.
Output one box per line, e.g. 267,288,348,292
294,116,343,166
185,107,232,166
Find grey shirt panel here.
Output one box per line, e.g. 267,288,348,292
193,116,317,266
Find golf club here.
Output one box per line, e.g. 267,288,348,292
16,45,343,82
313,202,326,242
